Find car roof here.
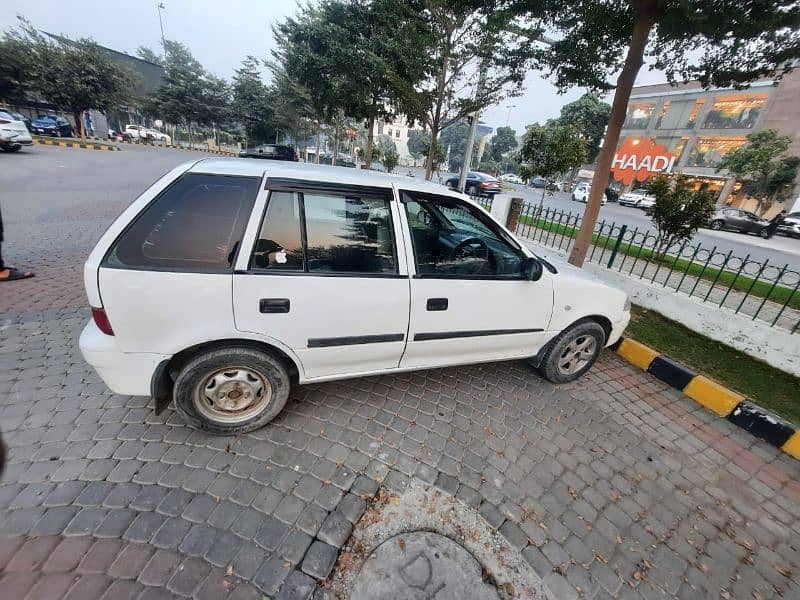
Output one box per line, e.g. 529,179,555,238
187,158,462,196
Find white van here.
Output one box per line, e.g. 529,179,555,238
80,159,630,434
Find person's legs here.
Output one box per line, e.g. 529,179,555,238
0,204,34,281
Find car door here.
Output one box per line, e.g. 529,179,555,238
397,189,553,370
233,179,411,380
741,211,762,233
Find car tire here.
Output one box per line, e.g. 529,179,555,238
446,181,456,190
759,228,770,239
173,346,290,435
710,220,723,231
1,145,21,152
536,320,606,384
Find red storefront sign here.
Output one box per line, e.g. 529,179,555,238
611,138,676,185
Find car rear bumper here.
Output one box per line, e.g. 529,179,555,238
79,320,170,397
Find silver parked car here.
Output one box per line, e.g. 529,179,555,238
708,208,771,238
776,212,800,238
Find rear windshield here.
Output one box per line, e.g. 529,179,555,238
104,173,259,272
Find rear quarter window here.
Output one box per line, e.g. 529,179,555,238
104,173,259,272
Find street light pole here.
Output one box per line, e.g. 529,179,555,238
157,3,167,55
505,105,516,127
457,61,488,193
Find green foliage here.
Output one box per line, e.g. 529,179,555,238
489,126,517,162
135,46,163,65
716,129,800,212
383,145,400,172
376,134,396,157
231,56,274,146
549,93,609,163
439,122,471,171
0,24,137,139
647,176,715,258
518,123,586,180
407,129,428,164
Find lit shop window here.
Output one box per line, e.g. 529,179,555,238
701,94,767,129
656,99,705,129
654,136,689,162
686,137,746,167
623,103,655,129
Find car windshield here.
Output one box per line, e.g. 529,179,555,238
0,110,13,120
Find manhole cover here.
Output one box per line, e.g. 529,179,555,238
350,531,499,600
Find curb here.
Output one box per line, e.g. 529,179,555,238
611,337,799,460
117,139,237,156
34,137,121,151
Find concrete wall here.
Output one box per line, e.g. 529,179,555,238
524,242,800,377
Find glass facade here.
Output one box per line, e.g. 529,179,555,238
685,137,746,167
623,102,656,129
656,99,705,130
701,94,768,129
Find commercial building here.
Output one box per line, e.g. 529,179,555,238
612,69,800,216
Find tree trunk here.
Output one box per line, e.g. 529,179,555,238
74,111,85,141
538,186,547,212
425,28,452,181
568,6,659,266
365,97,377,170
333,119,340,166
315,121,321,165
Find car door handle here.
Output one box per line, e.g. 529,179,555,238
259,298,290,313
426,298,448,311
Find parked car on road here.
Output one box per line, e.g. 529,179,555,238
125,125,171,144
80,159,630,434
776,212,800,238
572,183,607,205
604,187,619,203
29,115,73,137
501,173,522,184
7,111,31,130
708,208,772,238
239,144,299,161
619,189,655,208
445,171,502,198
0,110,33,152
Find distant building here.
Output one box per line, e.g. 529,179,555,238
613,69,800,216
372,114,425,166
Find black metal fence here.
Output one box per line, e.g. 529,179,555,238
512,203,800,334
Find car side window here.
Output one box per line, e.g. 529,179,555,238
105,173,259,272
401,191,525,279
251,185,397,275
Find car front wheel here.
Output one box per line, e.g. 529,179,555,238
536,320,606,384
759,228,770,239
174,346,290,435
710,220,724,230
1,144,21,152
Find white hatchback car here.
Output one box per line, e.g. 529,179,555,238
80,159,630,434
572,183,607,205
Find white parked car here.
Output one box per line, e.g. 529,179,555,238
501,173,522,184
572,183,607,205
125,124,171,144
619,189,656,209
80,160,630,434
0,110,33,152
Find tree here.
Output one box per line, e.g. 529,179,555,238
231,57,274,146
2,25,136,140
273,0,429,167
489,126,517,162
517,0,800,267
716,130,800,214
267,63,314,157
647,176,715,259
439,122,470,171
0,34,33,103
550,93,610,163
518,123,587,209
407,129,428,166
136,45,163,65
400,1,537,180
383,145,400,172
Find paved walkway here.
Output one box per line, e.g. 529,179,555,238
1,148,799,598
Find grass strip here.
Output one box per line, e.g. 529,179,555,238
518,214,800,311
626,306,800,424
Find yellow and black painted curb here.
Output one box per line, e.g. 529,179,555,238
611,337,800,460
117,139,237,156
34,137,121,151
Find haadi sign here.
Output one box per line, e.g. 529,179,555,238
611,138,676,185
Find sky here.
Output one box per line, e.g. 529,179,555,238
1,0,669,134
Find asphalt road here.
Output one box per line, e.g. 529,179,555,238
2,145,797,273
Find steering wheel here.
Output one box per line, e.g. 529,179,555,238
449,237,489,261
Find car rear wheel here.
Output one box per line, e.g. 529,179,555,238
174,346,290,435
446,181,456,190
759,228,770,239
710,220,724,231
536,320,605,384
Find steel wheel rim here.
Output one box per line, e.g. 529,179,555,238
557,335,597,376
193,366,271,424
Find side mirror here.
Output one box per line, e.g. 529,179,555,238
523,257,543,281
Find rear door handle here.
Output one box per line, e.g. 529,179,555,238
426,298,448,311
260,298,290,313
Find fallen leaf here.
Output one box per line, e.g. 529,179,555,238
398,538,406,550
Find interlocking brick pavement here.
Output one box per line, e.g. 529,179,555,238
1,146,799,598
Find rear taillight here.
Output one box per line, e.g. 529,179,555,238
91,307,114,336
